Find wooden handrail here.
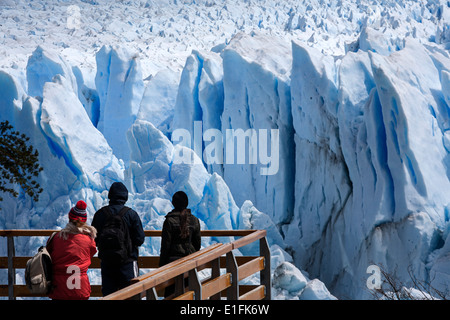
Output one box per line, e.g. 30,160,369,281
0,229,270,300
130,243,223,284
231,229,267,249
102,230,269,300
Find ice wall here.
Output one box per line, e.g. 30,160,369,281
26,46,78,98
169,29,450,298
1,4,450,297
0,46,125,237
3,44,323,300
171,49,225,174
137,68,179,136
171,32,295,227
95,45,145,165
285,40,352,264
285,35,450,298
221,32,295,226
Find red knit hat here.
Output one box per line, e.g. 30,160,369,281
68,200,88,222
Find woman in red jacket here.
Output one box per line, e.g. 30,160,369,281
46,200,97,300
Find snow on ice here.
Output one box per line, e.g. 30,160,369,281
1,0,450,299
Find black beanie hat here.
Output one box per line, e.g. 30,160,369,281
172,191,188,211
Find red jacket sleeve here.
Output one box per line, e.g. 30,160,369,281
90,238,97,257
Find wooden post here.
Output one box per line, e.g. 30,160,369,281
7,236,15,300
145,287,158,300
174,274,185,297
226,251,238,300
260,237,271,300
210,258,221,300
188,268,201,300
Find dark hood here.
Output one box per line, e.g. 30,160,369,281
108,182,128,204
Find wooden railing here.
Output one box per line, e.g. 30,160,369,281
0,229,271,300
102,229,270,300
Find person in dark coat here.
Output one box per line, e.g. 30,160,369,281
92,182,145,296
159,191,201,267
159,191,201,298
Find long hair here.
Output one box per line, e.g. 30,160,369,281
179,209,191,239
59,219,97,240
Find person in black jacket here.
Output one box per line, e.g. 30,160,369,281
92,182,145,296
159,191,201,267
159,191,201,297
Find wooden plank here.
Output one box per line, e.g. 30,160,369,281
195,243,233,268
138,256,159,269
0,284,103,298
201,273,231,300
144,230,161,237
0,230,56,237
0,285,12,297
215,285,260,298
13,257,33,268
238,257,265,281
231,230,266,250
239,285,265,300
173,290,194,300
201,230,255,237
0,257,8,268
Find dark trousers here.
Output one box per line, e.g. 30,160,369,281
100,260,138,296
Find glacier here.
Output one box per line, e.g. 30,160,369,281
1,0,450,300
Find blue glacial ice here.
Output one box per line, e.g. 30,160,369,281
1,1,450,299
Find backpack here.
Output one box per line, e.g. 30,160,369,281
25,232,56,295
97,206,132,264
